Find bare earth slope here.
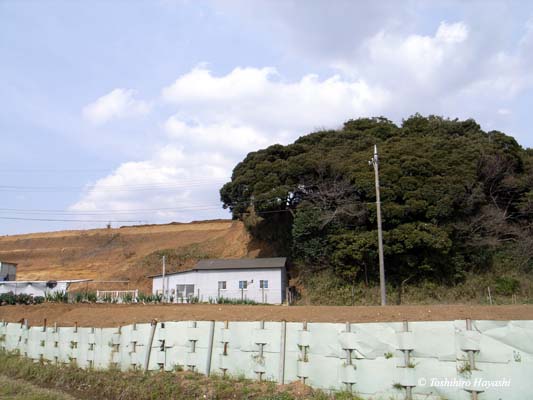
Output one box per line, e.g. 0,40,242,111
0,220,265,292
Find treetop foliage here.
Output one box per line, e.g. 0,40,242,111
220,115,532,290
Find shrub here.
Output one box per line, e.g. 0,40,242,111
495,276,520,295
136,292,162,304
45,291,69,303
73,292,84,303
0,292,46,306
70,291,98,303
86,292,97,302
136,292,148,303
216,297,259,305
102,293,113,303
0,292,16,305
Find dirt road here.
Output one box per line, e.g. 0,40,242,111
1,303,532,327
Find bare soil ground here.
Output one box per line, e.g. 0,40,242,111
0,220,268,293
1,303,532,327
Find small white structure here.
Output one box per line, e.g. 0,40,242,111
0,261,17,281
96,289,139,303
150,258,287,304
0,279,91,297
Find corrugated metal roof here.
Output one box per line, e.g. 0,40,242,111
0,279,92,284
148,257,286,278
194,257,286,270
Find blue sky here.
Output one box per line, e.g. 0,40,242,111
1,0,532,235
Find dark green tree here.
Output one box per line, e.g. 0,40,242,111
220,115,531,296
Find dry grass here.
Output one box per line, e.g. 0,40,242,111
301,269,533,306
0,374,75,400
0,351,361,400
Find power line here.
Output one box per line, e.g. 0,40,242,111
0,166,221,173
0,177,228,188
0,205,225,216
0,179,229,193
0,204,371,224
0,204,224,214
0,196,291,215
0,216,145,223
0,203,278,216
0,187,379,224
0,197,377,216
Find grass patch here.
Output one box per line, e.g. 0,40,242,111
141,243,213,269
0,374,75,400
457,360,472,376
300,269,533,305
134,243,215,281
214,297,260,305
0,351,363,400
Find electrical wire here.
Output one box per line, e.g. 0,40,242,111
0,216,145,223
0,166,218,173
0,179,373,225
0,179,230,193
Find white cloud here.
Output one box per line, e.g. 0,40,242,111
216,0,411,62
329,18,533,131
162,66,390,133
68,145,231,223
435,21,469,43
451,21,533,104
82,88,150,124
162,67,277,103
70,16,533,225
71,67,391,223
164,117,271,152
360,21,471,92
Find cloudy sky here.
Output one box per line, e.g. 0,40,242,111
1,0,532,235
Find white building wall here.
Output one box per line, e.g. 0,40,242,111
152,268,285,304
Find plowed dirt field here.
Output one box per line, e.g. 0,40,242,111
1,303,531,327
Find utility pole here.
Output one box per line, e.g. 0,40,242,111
161,255,166,303
370,144,387,306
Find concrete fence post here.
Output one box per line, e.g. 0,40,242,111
464,318,482,400
143,320,157,372
279,320,287,384
403,321,413,400
206,320,215,376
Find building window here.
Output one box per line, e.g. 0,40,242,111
176,284,195,300
218,281,227,290
259,280,268,289
239,280,248,289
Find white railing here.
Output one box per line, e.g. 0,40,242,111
96,290,138,303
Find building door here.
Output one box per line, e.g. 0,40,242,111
176,284,195,303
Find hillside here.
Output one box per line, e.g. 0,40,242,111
0,220,270,293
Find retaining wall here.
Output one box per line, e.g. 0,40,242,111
0,319,531,399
